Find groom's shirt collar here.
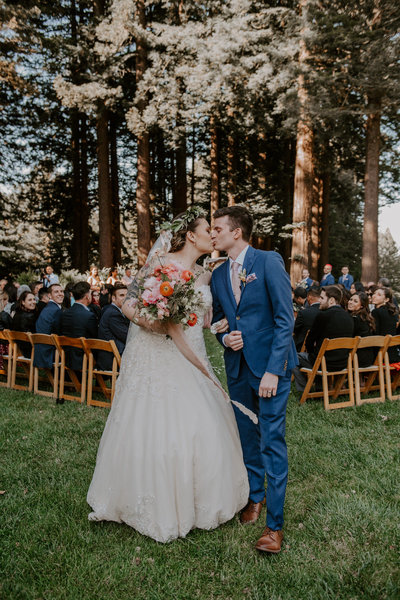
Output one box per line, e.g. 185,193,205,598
229,245,249,269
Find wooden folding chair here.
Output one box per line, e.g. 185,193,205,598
82,338,121,408
299,337,359,410
7,331,34,392
30,333,60,399
384,334,400,401
353,335,389,406
0,329,12,388
53,335,88,403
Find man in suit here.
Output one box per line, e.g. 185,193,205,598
299,267,315,290
42,265,60,288
61,281,98,370
211,206,297,554
320,263,335,286
293,285,354,392
34,284,64,369
293,287,321,351
97,283,130,370
338,266,354,290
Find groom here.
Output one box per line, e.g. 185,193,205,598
210,206,297,553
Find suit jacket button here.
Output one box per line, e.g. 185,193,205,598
236,316,240,320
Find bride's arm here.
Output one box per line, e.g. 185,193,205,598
122,298,167,334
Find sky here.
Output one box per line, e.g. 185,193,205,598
379,203,400,247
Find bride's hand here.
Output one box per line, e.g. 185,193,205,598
213,318,229,333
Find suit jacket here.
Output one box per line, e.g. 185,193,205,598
293,302,320,351
320,273,335,286
338,274,354,290
97,304,130,370
60,303,98,370
372,305,400,363
306,305,354,370
34,300,62,368
211,247,298,380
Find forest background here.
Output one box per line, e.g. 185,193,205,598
1,0,400,287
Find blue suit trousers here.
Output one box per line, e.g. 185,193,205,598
227,356,291,530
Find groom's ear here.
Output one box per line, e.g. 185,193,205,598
233,227,242,240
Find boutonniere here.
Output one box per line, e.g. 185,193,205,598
238,268,247,285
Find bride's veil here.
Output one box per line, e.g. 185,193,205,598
125,230,172,345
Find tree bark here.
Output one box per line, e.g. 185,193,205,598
109,113,122,265
136,0,151,267
96,109,113,268
174,139,187,215
361,95,381,283
71,110,81,269
319,171,330,275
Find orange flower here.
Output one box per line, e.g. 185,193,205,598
160,281,174,297
181,270,193,282
187,313,197,327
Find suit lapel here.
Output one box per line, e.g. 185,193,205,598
237,246,257,305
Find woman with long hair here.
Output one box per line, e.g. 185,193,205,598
371,287,400,363
11,290,37,357
347,291,375,367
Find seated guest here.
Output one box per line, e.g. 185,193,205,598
293,285,354,392
347,291,376,367
371,287,400,363
30,281,43,301
62,282,75,310
377,277,399,309
337,284,351,309
42,265,59,288
89,289,102,324
61,282,98,370
350,281,365,295
121,268,134,286
0,290,11,374
100,284,113,308
97,283,130,370
34,284,64,369
11,291,38,357
338,266,354,290
17,284,32,300
37,287,50,316
3,283,17,315
320,264,335,286
293,287,321,351
293,287,307,312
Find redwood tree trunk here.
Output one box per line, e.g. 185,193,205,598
71,110,81,269
136,0,151,267
361,95,381,283
96,109,113,267
79,113,89,271
110,114,122,265
319,171,330,275
174,139,187,215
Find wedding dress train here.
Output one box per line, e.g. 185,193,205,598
87,286,249,543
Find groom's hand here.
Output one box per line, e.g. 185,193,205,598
259,372,279,398
224,330,243,351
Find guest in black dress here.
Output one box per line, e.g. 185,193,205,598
347,292,375,367
371,287,400,363
11,291,38,357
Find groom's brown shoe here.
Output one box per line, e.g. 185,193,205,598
239,499,265,525
255,527,284,553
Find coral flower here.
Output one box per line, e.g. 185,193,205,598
187,313,197,327
181,270,193,282
160,281,174,297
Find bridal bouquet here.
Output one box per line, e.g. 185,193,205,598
133,262,205,327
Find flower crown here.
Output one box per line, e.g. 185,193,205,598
159,205,207,234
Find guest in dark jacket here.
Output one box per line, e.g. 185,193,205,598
372,287,400,363
293,287,321,351
34,284,64,369
89,289,102,324
97,283,130,370
37,287,50,316
293,285,354,392
348,291,375,367
61,281,98,370
11,291,38,357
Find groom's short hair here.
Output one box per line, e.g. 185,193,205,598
213,206,253,241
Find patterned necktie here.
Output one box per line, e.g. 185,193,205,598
231,261,241,305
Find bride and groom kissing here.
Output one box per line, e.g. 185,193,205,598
87,205,297,554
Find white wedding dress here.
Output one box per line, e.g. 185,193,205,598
87,285,249,543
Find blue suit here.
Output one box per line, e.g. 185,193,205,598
211,247,297,530
34,301,62,368
320,273,335,286
338,274,354,290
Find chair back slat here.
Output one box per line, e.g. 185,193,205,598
7,331,33,344
30,333,58,347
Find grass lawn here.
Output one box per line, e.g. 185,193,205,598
1,332,399,600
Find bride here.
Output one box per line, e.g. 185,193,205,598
87,206,249,543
